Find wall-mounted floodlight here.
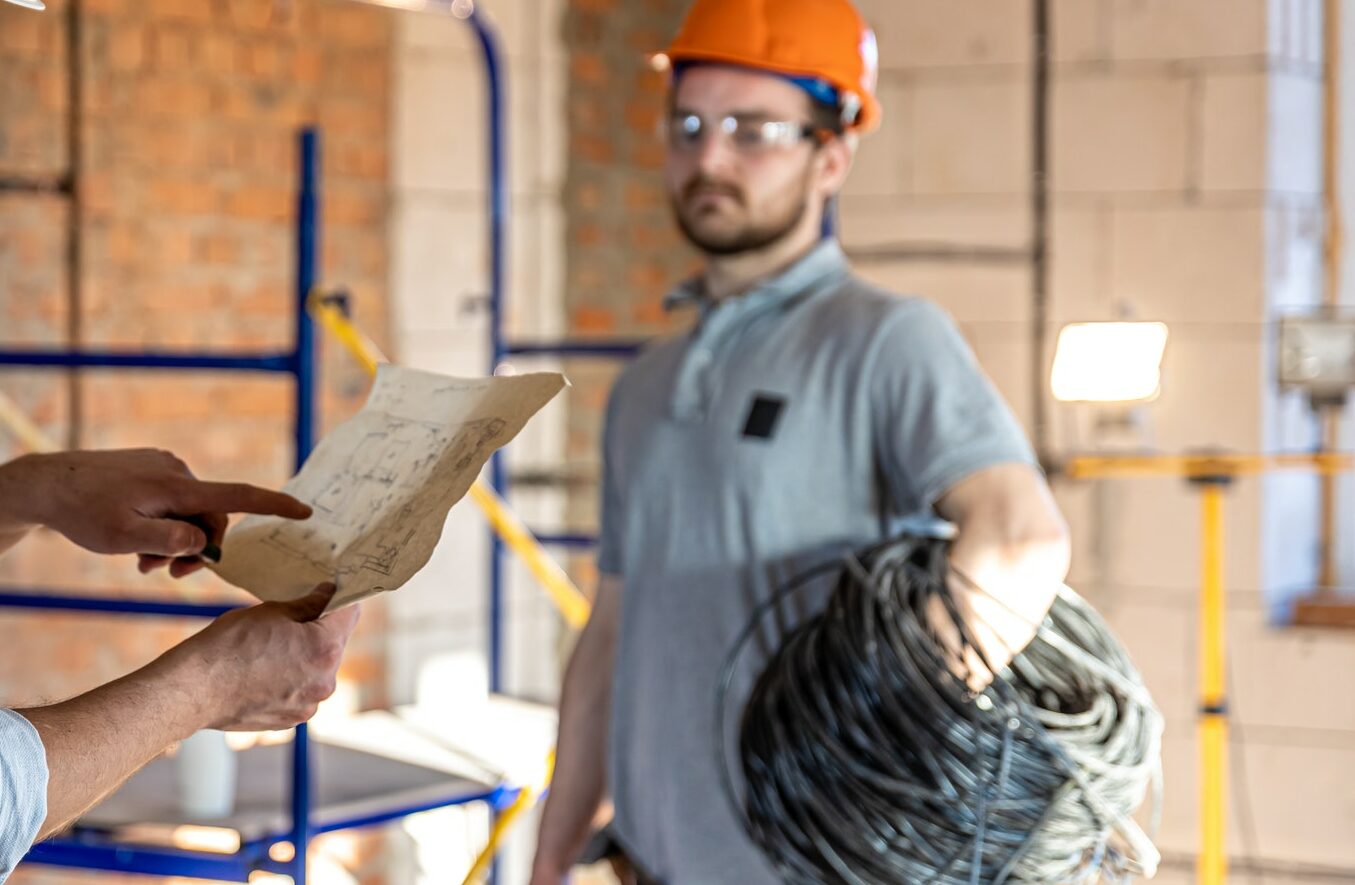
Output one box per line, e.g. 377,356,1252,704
1279,314,1355,407
1051,322,1170,404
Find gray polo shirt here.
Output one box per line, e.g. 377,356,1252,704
597,240,1035,884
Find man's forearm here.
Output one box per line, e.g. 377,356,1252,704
950,516,1069,634
19,649,215,839
949,493,1070,607
937,463,1071,681
534,591,620,876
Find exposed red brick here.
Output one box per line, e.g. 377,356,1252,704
225,184,291,221
82,0,125,13
200,32,237,76
0,11,55,58
144,0,212,24
137,79,216,118
570,305,617,335
572,134,615,164
242,41,287,80
195,233,240,265
317,5,387,50
624,100,661,136
150,24,194,72
623,179,664,210
148,177,220,215
293,45,322,86
562,0,690,535
570,52,607,86
626,26,667,53
631,298,670,329
637,68,668,97
626,222,670,250
574,222,606,248
104,22,148,72
628,140,667,170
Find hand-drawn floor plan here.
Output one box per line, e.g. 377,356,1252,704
209,366,567,612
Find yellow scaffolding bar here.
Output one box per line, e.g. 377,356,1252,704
459,752,556,885
1198,482,1227,885
1062,451,1352,884
0,391,58,454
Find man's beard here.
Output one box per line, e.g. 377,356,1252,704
670,175,810,257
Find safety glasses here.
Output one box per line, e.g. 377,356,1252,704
663,112,825,156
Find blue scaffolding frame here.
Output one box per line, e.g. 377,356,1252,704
0,9,526,882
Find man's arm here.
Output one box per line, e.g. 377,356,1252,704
0,449,311,570
0,446,342,842
530,575,623,885
19,583,359,840
933,462,1071,686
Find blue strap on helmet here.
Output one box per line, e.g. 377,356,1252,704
672,62,842,120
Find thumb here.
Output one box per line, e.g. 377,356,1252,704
127,516,207,558
281,582,338,623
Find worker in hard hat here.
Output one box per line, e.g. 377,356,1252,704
531,1,1071,883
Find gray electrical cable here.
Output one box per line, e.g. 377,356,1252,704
717,533,1163,884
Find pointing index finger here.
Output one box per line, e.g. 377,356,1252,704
175,481,313,520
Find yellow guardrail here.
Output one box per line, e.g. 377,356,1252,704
0,391,58,454
459,751,556,885
1062,452,1353,480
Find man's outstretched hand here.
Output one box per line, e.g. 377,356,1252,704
0,448,312,576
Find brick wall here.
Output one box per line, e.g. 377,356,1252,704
0,1,394,878
563,0,691,333
560,0,693,546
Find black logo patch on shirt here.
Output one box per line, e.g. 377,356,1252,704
742,394,786,440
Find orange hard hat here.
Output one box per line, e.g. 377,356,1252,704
663,0,881,133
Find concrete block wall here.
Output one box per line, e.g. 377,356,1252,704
852,1,1355,877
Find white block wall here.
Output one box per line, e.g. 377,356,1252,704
845,0,1355,877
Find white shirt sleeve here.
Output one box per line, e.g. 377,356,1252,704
0,709,48,881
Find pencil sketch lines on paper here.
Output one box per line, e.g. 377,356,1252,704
359,528,417,577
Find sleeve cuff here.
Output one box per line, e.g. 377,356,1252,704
0,709,48,876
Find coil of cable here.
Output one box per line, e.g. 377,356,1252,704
717,532,1163,884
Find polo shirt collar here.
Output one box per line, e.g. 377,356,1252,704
662,238,849,315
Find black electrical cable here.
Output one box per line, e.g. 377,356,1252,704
717,532,1162,884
